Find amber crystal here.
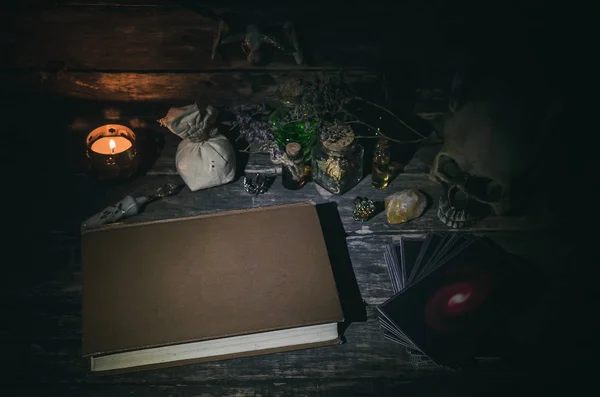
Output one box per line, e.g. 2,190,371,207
384,189,427,224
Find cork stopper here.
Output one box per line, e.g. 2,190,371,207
285,142,302,159
321,125,355,152
376,136,390,148
323,131,355,152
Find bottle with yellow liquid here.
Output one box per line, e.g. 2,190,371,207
372,136,391,189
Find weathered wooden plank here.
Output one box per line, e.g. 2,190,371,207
5,232,393,304
0,6,384,71
6,236,390,304
3,305,418,382
10,215,398,302
3,371,538,397
1,155,552,300
19,230,568,307
0,7,258,70
0,2,465,75
14,173,544,301
1,69,378,102
18,227,564,305
86,174,547,235
1,243,574,393
4,282,557,391
4,190,570,392
0,70,359,102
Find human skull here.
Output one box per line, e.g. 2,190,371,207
430,65,552,228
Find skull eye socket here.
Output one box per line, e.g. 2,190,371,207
465,177,504,202
437,155,465,182
447,185,469,209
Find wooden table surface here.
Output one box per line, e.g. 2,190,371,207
2,131,588,396
0,2,588,393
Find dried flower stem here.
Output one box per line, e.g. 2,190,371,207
353,96,427,139
344,121,426,144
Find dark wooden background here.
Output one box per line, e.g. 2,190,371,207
1,1,595,396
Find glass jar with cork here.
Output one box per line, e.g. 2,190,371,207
311,124,364,195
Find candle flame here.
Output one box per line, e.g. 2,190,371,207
109,138,116,153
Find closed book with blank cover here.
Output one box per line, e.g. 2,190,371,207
81,201,344,373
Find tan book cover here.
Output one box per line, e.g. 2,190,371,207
81,201,344,373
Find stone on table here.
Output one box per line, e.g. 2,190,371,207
384,189,428,224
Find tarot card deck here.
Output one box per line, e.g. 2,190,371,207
378,232,533,368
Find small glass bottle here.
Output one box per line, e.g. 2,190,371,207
282,142,307,190
372,136,391,189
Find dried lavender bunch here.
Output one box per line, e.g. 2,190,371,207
266,141,284,162
221,104,286,162
276,76,351,123
302,77,349,117
222,104,274,152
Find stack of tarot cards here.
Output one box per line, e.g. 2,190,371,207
377,232,534,368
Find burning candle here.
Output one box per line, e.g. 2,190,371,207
86,124,138,181
90,136,132,155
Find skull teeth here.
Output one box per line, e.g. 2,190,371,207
437,196,480,229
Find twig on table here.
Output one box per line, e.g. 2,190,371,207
344,120,427,144
352,96,427,139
